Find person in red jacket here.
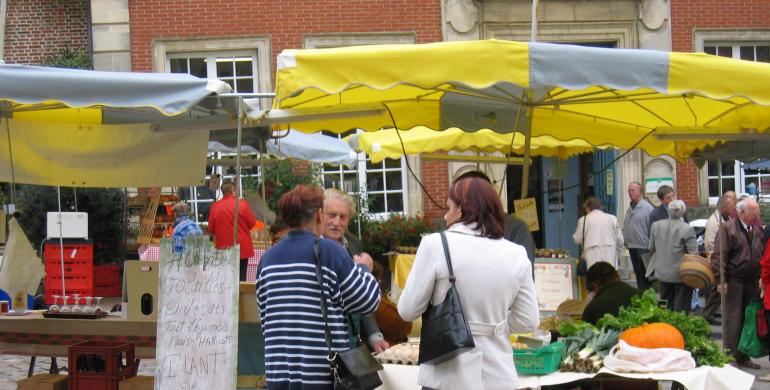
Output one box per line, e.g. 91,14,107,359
208,179,258,281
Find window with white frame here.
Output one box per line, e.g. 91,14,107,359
700,36,770,201
320,131,409,215
306,33,415,216
163,44,268,223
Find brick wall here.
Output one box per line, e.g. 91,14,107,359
420,160,449,220
671,0,770,205
671,0,770,52
129,0,443,72
3,0,90,65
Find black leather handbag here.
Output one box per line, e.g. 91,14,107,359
314,239,383,390
418,231,476,365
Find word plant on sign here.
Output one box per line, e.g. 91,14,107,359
155,236,239,390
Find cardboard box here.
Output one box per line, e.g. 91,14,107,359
239,282,259,323
119,375,154,390
124,260,159,321
17,374,68,390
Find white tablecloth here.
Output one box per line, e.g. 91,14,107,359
375,363,755,390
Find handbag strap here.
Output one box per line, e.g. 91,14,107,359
313,238,336,361
440,231,456,283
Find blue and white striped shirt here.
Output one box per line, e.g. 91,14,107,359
257,230,381,389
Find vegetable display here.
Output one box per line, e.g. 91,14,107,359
596,289,732,367
619,323,685,350
561,327,620,373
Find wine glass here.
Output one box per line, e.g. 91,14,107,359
61,295,71,313
49,295,60,313
72,294,81,313
84,297,93,314
94,296,104,313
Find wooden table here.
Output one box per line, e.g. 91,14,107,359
0,312,157,359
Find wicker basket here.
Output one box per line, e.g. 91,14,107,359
679,254,715,289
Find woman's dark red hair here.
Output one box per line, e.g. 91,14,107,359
278,185,324,228
447,177,505,238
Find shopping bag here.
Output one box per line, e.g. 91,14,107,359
757,305,768,340
738,299,769,358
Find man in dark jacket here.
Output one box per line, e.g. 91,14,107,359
713,197,764,368
582,262,642,325
648,185,675,233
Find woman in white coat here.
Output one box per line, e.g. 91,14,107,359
398,176,540,390
573,197,624,268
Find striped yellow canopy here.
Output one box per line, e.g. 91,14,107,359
0,64,231,187
347,127,604,163
269,39,770,160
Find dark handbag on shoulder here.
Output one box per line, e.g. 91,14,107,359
577,217,589,277
314,238,383,390
418,231,476,365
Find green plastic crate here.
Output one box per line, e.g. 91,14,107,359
513,341,564,375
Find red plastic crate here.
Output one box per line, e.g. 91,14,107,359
44,288,94,305
68,340,136,390
44,243,93,262
46,274,93,290
45,260,93,277
94,264,122,297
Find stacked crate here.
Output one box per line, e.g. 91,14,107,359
44,240,94,304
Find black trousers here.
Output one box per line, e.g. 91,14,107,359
659,282,693,314
628,248,652,291
240,259,248,282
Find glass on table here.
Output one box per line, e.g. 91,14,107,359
60,295,71,313
49,294,61,313
72,294,81,313
84,296,94,314
94,297,104,313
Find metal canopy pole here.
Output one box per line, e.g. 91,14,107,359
520,94,534,199
233,96,243,248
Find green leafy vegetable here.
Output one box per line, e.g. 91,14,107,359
557,320,596,337
596,289,733,367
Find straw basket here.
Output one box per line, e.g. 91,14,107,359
678,254,715,289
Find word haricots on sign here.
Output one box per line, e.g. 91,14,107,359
155,236,239,390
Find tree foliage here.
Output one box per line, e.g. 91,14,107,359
16,186,125,264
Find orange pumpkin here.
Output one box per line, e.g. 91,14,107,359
619,323,685,349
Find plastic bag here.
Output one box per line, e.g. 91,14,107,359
738,299,769,358
603,340,696,372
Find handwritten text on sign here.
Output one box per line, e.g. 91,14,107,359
155,237,239,390
534,261,576,312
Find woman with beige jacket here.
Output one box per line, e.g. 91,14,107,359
573,197,624,268
398,177,539,390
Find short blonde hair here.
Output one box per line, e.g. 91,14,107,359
323,188,356,215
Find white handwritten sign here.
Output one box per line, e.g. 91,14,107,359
534,260,577,313
155,237,239,390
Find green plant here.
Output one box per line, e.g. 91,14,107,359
360,214,436,259
15,185,125,264
43,47,93,70
260,160,321,212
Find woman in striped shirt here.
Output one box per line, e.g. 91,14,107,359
257,185,381,389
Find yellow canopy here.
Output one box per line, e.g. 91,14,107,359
348,127,603,163
268,40,770,161
0,64,232,187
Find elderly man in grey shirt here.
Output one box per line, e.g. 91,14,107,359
623,182,655,291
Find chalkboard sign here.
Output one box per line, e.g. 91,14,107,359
534,257,579,314
155,236,239,390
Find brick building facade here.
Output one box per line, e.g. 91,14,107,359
1,0,89,65
671,0,770,206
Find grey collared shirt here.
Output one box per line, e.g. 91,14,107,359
623,199,654,249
